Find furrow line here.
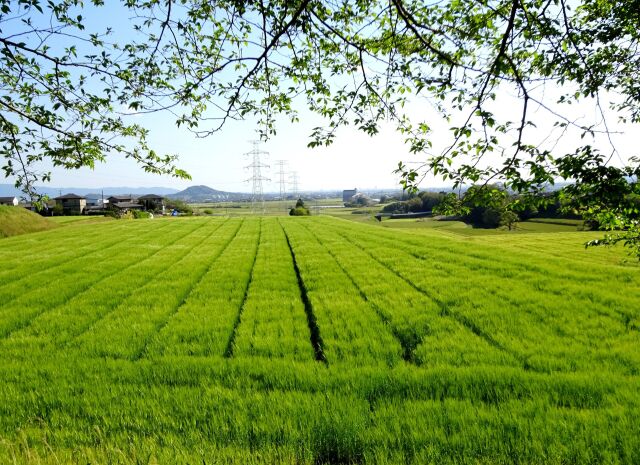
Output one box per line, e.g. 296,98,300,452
280,220,327,364
298,221,412,362
318,219,632,351
223,218,261,359
0,220,209,341
134,218,245,360
328,227,533,371
67,219,232,349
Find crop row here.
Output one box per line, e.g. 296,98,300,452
0,220,177,302
281,220,402,366
312,217,639,374
63,218,247,359
141,218,260,357
0,219,224,353
0,219,209,343
230,218,315,361
0,220,174,286
297,220,518,368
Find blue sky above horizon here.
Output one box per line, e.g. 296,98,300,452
4,2,637,194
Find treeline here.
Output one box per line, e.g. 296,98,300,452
380,187,595,229
381,192,446,214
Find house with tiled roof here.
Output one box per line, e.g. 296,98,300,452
53,193,87,215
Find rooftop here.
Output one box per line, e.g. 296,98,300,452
112,202,143,209
54,193,86,200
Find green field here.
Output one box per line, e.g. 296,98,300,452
0,206,59,238
0,216,639,464
193,198,345,216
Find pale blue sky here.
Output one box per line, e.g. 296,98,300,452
46,108,421,192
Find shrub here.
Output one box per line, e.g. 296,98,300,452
290,199,311,216
133,210,151,219
164,198,194,215
381,202,408,214
52,203,64,216
290,207,310,216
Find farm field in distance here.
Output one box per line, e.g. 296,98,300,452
0,216,639,464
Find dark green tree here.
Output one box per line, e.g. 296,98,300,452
290,198,310,216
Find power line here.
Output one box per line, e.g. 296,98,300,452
244,140,270,214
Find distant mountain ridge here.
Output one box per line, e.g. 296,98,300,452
0,184,179,198
168,185,251,202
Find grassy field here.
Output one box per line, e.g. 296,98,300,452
0,206,59,237
0,216,638,464
193,198,344,216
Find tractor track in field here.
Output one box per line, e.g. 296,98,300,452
223,218,261,359
323,225,537,372
280,220,327,364
298,221,417,364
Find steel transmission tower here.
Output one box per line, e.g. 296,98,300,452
275,160,288,201
289,171,300,199
244,141,270,214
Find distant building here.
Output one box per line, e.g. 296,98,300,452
138,194,165,211
107,195,133,205
0,196,18,206
342,188,357,203
53,193,87,215
106,195,145,212
85,194,105,206
84,205,104,215
21,200,55,213
111,201,143,213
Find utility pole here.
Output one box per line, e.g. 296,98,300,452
275,160,288,201
244,140,270,214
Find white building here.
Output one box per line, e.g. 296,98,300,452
0,196,18,206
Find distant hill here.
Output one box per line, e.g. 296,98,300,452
168,185,251,202
0,184,179,198
0,206,58,238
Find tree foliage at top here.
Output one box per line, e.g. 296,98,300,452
1,0,639,255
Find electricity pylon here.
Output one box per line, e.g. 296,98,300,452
275,160,287,200
289,171,299,200
244,140,270,214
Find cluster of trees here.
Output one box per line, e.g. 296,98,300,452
289,199,311,216
381,183,637,233
164,199,194,215
436,180,640,234
447,186,521,230
1,1,639,256
381,192,446,214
